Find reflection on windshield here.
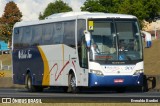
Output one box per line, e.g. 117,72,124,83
89,19,142,62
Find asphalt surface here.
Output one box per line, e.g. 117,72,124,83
0,88,160,103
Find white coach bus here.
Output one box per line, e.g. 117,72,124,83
12,12,144,93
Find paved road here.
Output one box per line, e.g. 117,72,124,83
0,88,159,98
0,88,160,103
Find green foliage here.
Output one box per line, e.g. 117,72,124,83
39,0,72,20
143,0,160,21
0,1,22,42
99,0,122,13
81,0,160,26
81,0,122,13
81,0,105,12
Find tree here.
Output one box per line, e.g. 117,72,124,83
0,1,22,43
81,0,105,12
39,0,72,20
99,0,122,13
81,0,121,13
143,0,160,21
81,0,160,27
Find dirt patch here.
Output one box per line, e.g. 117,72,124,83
0,70,12,77
144,39,160,75
0,54,11,65
0,77,24,88
0,70,24,88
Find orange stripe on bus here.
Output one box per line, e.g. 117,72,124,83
38,46,50,86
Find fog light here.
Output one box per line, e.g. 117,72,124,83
95,82,97,85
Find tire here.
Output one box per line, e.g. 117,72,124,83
25,74,43,92
67,73,79,93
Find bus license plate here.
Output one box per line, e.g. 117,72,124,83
114,79,124,83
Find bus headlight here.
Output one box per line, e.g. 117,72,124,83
90,70,104,76
133,69,143,75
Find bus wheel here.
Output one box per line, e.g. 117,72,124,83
68,74,79,93
25,74,43,92
25,74,35,92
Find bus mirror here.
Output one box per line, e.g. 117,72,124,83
84,30,91,48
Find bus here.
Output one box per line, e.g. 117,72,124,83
12,12,144,93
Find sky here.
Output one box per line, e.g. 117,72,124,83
0,0,86,21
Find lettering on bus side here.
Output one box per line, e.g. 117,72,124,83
18,50,32,59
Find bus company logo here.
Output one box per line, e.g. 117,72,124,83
105,66,135,72
18,50,32,59
105,66,123,72
2,98,11,103
2,98,42,103
125,66,135,71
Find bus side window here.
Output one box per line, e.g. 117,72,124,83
53,22,64,44
32,25,42,46
81,36,88,68
63,21,75,48
42,23,53,45
77,19,87,68
13,28,19,48
19,28,23,48
21,27,32,47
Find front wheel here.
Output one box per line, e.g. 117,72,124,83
67,74,79,93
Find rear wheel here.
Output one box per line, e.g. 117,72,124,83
67,73,79,93
25,74,43,92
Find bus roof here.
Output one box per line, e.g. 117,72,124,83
14,12,137,28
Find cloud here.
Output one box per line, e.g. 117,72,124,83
0,0,86,21
0,0,8,17
64,0,86,12
16,0,54,21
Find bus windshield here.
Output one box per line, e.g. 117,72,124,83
89,19,143,63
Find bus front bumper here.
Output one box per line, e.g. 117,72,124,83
88,73,144,87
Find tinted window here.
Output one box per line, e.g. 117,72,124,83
53,22,64,44
32,25,42,46
42,23,54,45
77,19,87,68
13,27,23,48
77,19,86,46
63,21,75,48
21,27,32,47
13,28,19,48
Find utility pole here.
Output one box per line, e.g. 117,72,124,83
0,60,2,70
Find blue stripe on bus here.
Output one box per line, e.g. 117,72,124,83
88,73,143,87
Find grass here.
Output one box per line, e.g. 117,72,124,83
0,70,12,77
144,39,160,75
0,54,11,65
